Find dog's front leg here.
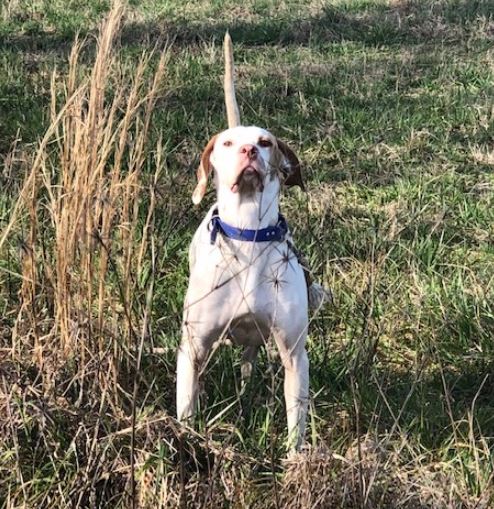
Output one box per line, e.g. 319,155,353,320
284,349,309,450
176,334,209,422
274,332,309,450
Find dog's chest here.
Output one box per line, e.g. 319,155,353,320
186,223,303,322
192,235,296,300
183,204,308,347
187,242,298,345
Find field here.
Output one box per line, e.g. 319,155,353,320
0,0,493,507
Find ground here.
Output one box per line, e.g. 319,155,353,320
0,0,493,507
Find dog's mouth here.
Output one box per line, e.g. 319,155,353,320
231,165,264,194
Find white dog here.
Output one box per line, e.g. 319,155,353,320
176,34,312,450
177,125,309,449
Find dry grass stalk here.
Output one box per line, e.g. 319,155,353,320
0,4,170,506
4,2,167,377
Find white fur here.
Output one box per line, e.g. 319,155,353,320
177,126,309,449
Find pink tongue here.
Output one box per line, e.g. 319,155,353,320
231,183,239,193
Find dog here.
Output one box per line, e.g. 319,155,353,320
176,33,314,450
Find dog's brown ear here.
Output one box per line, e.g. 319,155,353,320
276,139,305,190
192,135,217,205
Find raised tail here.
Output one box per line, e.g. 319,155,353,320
224,31,241,128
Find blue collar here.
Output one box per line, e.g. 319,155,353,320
209,208,288,245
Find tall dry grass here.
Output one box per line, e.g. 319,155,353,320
4,3,166,371
0,4,172,506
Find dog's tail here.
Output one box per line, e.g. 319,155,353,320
224,31,241,128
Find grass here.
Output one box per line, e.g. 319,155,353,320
1,0,494,507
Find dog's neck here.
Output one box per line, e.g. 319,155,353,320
216,181,279,230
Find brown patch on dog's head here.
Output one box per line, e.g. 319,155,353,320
192,135,217,205
275,139,304,190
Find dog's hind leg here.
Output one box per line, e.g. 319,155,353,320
241,345,259,381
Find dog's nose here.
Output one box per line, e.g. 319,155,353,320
239,144,258,160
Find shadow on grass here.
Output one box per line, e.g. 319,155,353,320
2,0,493,51
3,0,493,184
120,0,494,49
196,343,494,454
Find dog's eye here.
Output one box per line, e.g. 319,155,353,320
258,139,273,148
223,140,233,147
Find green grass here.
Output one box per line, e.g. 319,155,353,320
1,0,494,507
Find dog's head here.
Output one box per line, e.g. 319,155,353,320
192,126,304,205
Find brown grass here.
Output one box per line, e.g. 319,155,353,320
1,4,170,506
4,2,167,365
